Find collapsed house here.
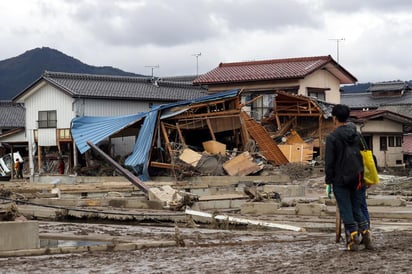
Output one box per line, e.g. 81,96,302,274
71,89,334,180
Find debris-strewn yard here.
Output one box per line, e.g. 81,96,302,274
0,222,411,274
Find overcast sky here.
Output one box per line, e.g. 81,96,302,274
1,0,412,83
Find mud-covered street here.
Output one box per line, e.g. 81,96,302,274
0,221,411,274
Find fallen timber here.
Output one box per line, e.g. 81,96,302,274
86,140,198,210
86,140,149,193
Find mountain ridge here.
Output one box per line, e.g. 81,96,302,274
0,47,144,100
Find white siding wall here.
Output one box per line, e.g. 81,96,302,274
362,119,403,133
77,99,158,116
299,70,341,103
23,85,75,175
25,85,75,130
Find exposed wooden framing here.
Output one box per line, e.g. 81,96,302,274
275,114,281,130
206,118,216,140
175,122,186,147
271,117,296,138
276,113,322,117
160,122,174,159
318,116,323,158
171,109,240,120
239,95,263,108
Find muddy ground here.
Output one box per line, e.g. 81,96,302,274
0,173,411,273
0,221,411,274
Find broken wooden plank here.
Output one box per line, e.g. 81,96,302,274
185,209,305,232
223,152,262,176
240,111,289,165
179,148,202,167
278,143,313,163
202,140,226,155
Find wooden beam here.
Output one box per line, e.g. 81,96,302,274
160,122,174,158
150,161,178,169
206,118,216,140
175,122,186,147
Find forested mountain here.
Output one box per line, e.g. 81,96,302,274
0,47,143,100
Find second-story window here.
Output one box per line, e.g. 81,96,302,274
38,110,57,128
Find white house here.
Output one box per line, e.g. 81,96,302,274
5,71,206,177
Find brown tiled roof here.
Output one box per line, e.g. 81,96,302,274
193,55,357,85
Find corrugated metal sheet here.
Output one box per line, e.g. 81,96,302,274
71,112,146,154
125,107,160,180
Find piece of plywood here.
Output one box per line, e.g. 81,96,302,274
278,143,313,163
223,151,262,176
179,148,202,167
203,140,226,155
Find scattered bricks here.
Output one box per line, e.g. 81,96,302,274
241,202,280,215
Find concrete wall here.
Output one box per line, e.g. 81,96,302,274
0,221,39,251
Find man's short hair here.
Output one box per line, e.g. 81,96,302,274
332,104,350,122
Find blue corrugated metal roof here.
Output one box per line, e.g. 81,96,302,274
124,107,160,180
71,89,240,180
71,112,146,154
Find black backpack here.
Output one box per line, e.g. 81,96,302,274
339,135,364,189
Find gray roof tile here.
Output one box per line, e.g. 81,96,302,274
341,90,412,109
41,71,208,101
0,101,25,128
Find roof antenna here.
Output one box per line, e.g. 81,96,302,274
144,65,160,79
191,53,201,76
329,38,345,63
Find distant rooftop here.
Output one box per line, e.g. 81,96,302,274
194,55,357,85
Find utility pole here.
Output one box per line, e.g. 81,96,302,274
144,65,159,78
192,52,201,76
329,38,345,63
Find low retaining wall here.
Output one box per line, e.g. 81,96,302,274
0,221,39,251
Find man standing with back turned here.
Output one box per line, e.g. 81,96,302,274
325,104,374,251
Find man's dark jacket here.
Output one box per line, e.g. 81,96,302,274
325,123,364,188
